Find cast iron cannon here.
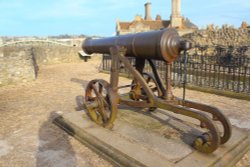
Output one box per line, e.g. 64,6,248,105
82,28,232,154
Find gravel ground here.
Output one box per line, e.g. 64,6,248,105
0,56,249,167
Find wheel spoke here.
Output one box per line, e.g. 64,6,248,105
88,96,97,101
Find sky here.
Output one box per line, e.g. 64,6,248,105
0,0,249,37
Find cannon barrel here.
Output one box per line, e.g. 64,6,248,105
82,28,192,62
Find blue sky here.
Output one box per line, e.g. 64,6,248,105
0,0,249,36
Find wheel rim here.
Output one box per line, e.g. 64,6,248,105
85,79,116,128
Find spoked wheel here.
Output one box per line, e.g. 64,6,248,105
85,79,117,129
130,72,162,100
130,72,162,111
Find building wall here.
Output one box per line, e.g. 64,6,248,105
118,24,151,35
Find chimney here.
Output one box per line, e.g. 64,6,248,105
171,0,182,28
144,2,152,21
172,0,181,18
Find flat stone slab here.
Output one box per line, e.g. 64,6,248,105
54,108,250,167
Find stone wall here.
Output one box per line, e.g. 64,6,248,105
32,46,81,65
0,47,36,86
184,26,250,47
0,46,83,86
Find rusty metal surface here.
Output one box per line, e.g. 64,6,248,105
82,28,232,154
177,98,232,144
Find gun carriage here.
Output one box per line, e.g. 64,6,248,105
82,28,232,154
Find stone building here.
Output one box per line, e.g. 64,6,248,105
116,0,197,36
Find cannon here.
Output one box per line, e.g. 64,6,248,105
82,28,232,154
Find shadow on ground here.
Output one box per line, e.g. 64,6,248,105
70,78,87,88
36,111,77,167
120,105,201,147
71,78,88,111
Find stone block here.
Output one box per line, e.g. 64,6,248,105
54,108,250,167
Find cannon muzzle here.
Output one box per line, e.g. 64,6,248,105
82,28,191,62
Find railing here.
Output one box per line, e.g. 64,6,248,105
172,55,250,94
101,52,250,94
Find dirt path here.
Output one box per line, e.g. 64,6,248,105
0,56,249,166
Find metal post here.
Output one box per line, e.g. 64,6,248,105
109,46,121,93
165,62,173,100
183,51,188,101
